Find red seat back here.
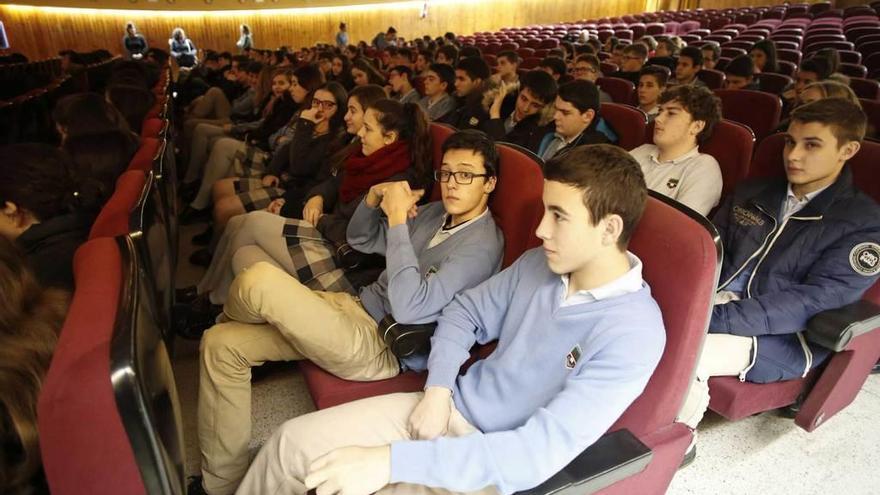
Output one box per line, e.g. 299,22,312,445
612,193,722,437
714,89,782,141
90,170,147,239
141,118,163,138
38,238,147,495
127,137,160,173
490,143,545,268
757,72,794,95
597,76,636,104
600,103,648,150
860,98,880,140
428,123,456,201
696,68,726,90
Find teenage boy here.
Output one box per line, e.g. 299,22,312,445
492,50,521,85
637,65,670,120
192,130,505,495
572,54,612,103
484,70,558,153
614,43,648,84
388,65,420,105
236,144,666,495
674,46,707,88
442,56,491,130
418,63,456,122
538,56,569,83
538,79,610,161
677,98,880,444
629,85,722,216
723,55,759,90
435,44,459,66
701,42,720,70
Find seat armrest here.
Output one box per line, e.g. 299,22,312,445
806,299,880,352
516,429,652,495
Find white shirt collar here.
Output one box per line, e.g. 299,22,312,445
781,183,830,220
560,252,644,307
427,207,490,249
648,145,701,165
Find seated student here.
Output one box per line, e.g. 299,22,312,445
392,47,414,69
435,44,459,66
538,80,610,161
723,55,759,90
646,38,678,73
0,145,100,290
388,65,421,105
799,80,861,107
613,43,648,84
485,70,558,154
351,58,388,87
677,98,880,449
538,56,570,83
414,49,433,76
701,42,720,71
192,130,504,495
783,58,832,110
442,57,491,130
628,85,722,216
0,236,69,495
749,39,778,74
674,46,707,88
236,144,666,495
417,63,457,122
572,54,612,103
637,65,670,121
491,50,521,85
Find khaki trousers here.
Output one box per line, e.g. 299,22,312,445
198,262,400,494
236,392,500,495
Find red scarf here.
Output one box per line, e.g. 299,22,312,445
339,140,412,203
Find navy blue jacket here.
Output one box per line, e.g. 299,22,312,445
710,166,880,383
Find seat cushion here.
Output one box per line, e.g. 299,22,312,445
707,375,807,420
300,361,427,410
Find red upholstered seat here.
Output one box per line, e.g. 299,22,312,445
597,76,636,104
141,117,164,138
696,68,726,90
127,136,161,172
714,89,782,142
850,76,880,100
756,72,793,95
600,102,648,151
38,238,147,495
89,170,148,239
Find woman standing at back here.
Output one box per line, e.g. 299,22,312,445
236,24,253,53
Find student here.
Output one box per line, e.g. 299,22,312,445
435,44,459,66
654,38,679,58
316,51,334,79
388,65,420,105
677,98,880,450
637,65,670,120
674,46,707,88
492,50,521,85
351,58,387,87
417,63,456,121
723,55,759,90
485,70,558,154
335,22,349,49
538,56,569,83
392,47,414,69
614,43,648,84
701,42,720,70
749,39,778,74
329,53,354,90
442,57,491,130
236,144,666,495
799,80,861,107
122,22,148,59
414,49,433,76
236,24,253,53
192,130,504,495
628,85,723,216
784,58,832,109
572,54,612,103
538,79,610,161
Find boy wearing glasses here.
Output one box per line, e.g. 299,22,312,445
191,130,504,495
573,54,612,103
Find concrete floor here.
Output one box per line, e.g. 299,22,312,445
173,221,880,494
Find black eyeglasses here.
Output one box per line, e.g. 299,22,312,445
434,170,490,184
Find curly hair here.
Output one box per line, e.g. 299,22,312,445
658,85,722,145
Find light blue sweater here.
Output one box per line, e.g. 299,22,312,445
389,248,666,494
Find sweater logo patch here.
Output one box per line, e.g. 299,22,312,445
565,344,582,370
733,206,765,226
425,266,439,279
850,242,880,276
666,178,680,190
468,116,480,126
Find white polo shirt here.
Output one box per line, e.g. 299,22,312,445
629,144,723,216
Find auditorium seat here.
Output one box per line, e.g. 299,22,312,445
839,62,869,78
849,76,880,100
597,76,636,104
127,136,161,173
757,72,794,95
89,170,147,239
860,98,880,140
141,117,164,138
39,236,186,495
429,122,456,200
714,89,783,141
709,137,880,432
600,102,648,150
696,69,726,90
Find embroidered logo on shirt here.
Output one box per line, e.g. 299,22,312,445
733,206,765,226
666,178,680,189
565,344,582,370
850,242,880,276
425,266,439,279
468,116,480,126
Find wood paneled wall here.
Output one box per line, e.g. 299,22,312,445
1,0,798,60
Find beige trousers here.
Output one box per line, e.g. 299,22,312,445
677,333,754,429
198,262,400,494
236,392,501,495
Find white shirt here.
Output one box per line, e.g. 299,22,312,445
561,252,644,307
629,143,723,217
427,208,490,249
780,183,830,221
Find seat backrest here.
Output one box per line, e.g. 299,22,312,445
600,102,648,150
697,68,726,90
127,136,160,173
860,98,880,140
141,118,163,138
38,237,147,495
611,193,722,437
714,88,782,141
597,76,635,104
848,76,879,100
90,169,148,239
757,72,794,95
489,142,545,268
429,123,456,200
777,48,803,64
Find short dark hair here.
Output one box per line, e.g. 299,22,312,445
459,45,483,60
318,51,334,62
639,65,670,86
679,46,703,67
658,85,722,145
547,48,565,59
790,98,867,146
437,45,459,64
497,50,521,64
456,56,491,81
397,47,413,61
700,42,720,60
389,64,413,81
558,79,600,114
539,56,567,76
575,54,600,69
544,144,647,250
623,43,648,61
417,49,433,63
521,70,558,105
244,61,263,75
387,26,397,34
428,63,456,93
799,57,832,80
294,63,326,93
725,55,755,79
441,129,499,177
574,44,596,56
657,38,678,56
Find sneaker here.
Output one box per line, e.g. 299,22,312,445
180,206,210,226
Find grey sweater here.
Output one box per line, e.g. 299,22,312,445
348,200,504,327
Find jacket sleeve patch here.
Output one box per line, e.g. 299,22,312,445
850,242,880,276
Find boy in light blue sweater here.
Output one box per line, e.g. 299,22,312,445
236,144,667,495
